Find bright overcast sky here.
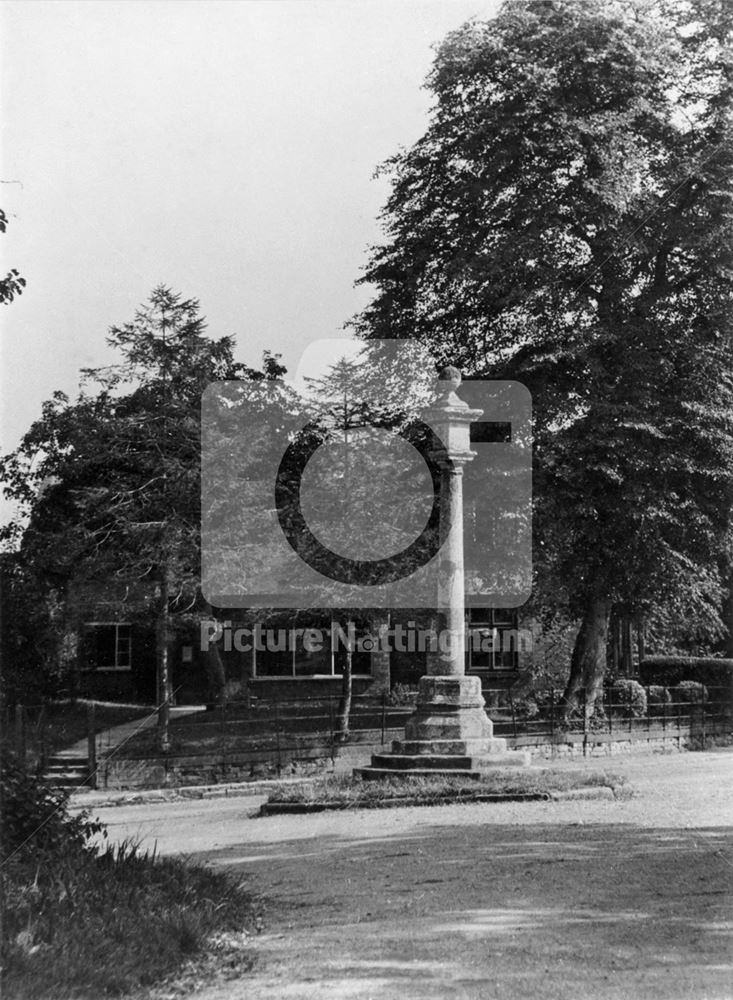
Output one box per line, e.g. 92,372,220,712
1,0,499,470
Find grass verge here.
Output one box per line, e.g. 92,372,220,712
1,754,258,999
262,768,627,812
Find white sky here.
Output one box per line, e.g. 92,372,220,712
1,0,499,483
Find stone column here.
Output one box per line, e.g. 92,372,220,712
401,367,505,754
357,366,529,775
429,456,471,677
427,365,481,680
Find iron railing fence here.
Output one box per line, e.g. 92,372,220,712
4,684,731,785
485,684,732,750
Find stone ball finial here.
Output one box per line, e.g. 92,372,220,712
438,365,461,390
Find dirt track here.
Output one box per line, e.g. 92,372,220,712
95,750,733,1000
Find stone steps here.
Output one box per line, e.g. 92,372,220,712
370,753,477,770
43,754,90,788
354,675,532,779
357,767,484,780
357,747,531,779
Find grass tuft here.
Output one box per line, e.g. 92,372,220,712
1,752,258,999
2,840,259,998
264,768,626,809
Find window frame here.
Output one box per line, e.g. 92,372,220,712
251,623,373,679
466,607,520,672
82,622,133,673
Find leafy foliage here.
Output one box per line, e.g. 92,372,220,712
0,750,102,862
0,288,283,701
646,684,673,716
1,759,257,999
672,679,709,703
608,678,648,717
352,0,733,706
0,208,26,304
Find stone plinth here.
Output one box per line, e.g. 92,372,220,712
357,676,530,778
403,675,497,743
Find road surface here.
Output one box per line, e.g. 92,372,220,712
90,750,733,1000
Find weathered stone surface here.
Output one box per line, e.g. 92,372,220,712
412,675,487,705
369,751,530,770
357,667,532,775
357,745,530,778
356,767,484,781
392,738,507,755
403,675,499,745
370,753,478,770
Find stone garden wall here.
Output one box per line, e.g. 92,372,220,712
97,719,730,789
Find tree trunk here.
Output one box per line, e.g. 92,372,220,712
156,574,171,753
724,563,733,660
203,642,227,707
198,598,228,707
620,617,633,676
561,597,613,717
336,637,353,742
637,621,646,667
608,611,620,675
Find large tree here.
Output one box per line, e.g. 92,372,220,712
352,0,733,711
1,287,282,739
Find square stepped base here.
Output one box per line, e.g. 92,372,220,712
355,674,531,778
356,746,531,780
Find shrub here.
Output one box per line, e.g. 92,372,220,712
647,685,672,717
672,680,708,704
223,679,245,702
0,754,258,998
639,656,733,689
533,689,559,715
1,838,257,998
512,696,540,719
608,679,648,717
386,683,417,706
0,750,103,862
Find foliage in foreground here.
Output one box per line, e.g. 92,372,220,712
0,754,257,999
266,769,625,807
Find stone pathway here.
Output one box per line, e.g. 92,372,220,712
60,704,204,760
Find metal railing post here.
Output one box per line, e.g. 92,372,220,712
328,693,335,767
275,690,282,777
701,685,706,744
549,688,555,738
221,699,227,782
38,705,47,776
509,689,517,739
15,704,25,767
87,703,97,789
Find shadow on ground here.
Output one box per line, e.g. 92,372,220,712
185,822,733,1000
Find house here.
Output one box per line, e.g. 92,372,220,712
73,592,528,704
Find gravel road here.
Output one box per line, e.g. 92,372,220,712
93,749,733,1000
